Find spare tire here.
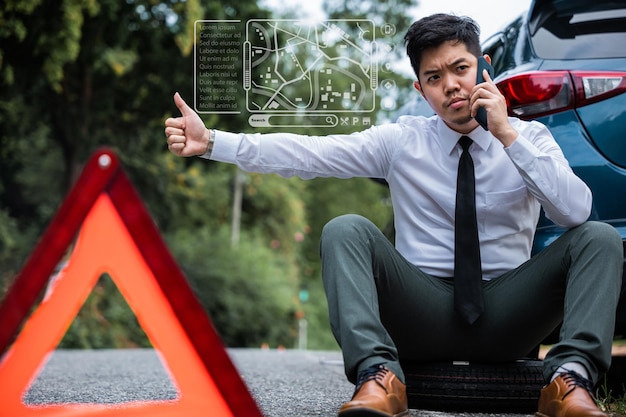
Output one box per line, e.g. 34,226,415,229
401,359,545,413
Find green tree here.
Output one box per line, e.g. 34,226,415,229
0,0,202,255
0,0,418,351
0,0,300,349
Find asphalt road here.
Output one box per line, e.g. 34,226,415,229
23,348,533,417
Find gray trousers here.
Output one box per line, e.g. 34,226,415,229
320,214,623,385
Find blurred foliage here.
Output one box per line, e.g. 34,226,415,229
171,226,300,347
1,0,417,351
59,275,152,349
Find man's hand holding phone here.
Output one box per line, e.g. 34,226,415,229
471,56,518,146
474,57,494,130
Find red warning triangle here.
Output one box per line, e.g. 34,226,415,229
0,149,263,417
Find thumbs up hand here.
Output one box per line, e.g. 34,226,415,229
165,92,211,157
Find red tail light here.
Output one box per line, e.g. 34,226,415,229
497,71,626,119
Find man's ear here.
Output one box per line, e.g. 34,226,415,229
484,54,492,65
414,80,427,101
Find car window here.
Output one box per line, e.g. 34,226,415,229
482,36,506,76
481,17,524,77
530,6,626,59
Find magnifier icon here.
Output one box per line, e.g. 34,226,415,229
325,116,334,124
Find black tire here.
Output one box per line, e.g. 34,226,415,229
603,355,626,398
401,359,545,413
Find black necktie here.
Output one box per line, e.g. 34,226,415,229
454,136,484,324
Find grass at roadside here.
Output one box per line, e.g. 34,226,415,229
597,339,626,416
597,383,626,416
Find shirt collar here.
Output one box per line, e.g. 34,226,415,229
436,118,494,155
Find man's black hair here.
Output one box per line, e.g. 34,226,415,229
404,14,482,80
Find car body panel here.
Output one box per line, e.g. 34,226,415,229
576,94,626,168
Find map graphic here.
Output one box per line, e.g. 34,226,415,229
244,19,377,115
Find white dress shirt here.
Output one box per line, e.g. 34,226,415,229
206,115,592,280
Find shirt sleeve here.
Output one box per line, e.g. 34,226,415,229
504,121,592,228
205,125,401,180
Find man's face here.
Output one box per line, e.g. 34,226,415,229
414,40,481,134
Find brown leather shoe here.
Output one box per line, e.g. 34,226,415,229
338,364,408,417
536,371,609,417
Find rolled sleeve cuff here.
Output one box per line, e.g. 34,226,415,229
199,130,241,163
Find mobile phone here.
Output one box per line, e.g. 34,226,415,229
475,56,494,130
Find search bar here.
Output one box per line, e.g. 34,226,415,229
248,114,338,128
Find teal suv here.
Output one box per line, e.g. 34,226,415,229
481,0,626,338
